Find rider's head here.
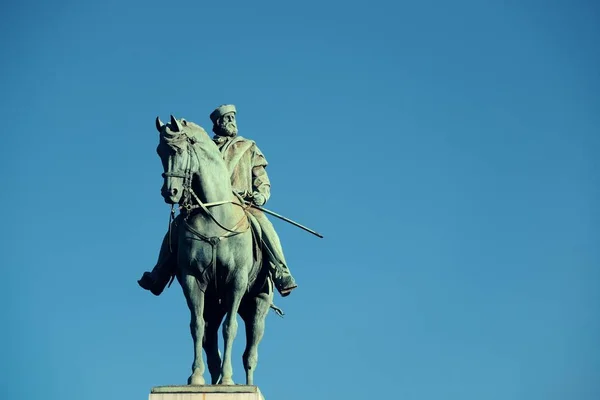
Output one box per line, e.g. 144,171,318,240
210,104,238,137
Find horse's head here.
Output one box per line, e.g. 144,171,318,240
155,115,211,204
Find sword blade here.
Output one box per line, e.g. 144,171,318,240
245,202,324,238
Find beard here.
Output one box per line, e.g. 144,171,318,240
217,122,238,137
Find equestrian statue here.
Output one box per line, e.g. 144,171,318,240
138,105,321,386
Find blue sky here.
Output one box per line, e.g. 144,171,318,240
1,1,598,399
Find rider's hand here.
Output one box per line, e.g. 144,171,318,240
252,192,266,206
238,191,251,201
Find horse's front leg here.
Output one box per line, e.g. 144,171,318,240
220,272,248,385
203,302,224,384
180,273,207,385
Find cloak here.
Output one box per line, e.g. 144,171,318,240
214,135,271,203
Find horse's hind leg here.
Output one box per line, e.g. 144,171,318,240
220,273,249,385
240,287,272,385
202,302,224,384
180,273,207,385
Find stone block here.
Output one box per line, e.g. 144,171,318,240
148,385,265,400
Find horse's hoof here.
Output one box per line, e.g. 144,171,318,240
220,377,235,385
188,373,206,385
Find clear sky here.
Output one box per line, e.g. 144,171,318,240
1,1,598,399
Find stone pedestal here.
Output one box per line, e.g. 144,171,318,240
149,386,265,400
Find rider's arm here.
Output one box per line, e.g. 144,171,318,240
251,146,271,205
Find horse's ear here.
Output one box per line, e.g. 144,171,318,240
155,117,163,133
170,115,182,132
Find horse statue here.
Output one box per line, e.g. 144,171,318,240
155,115,274,386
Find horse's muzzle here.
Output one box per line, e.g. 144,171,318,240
162,187,180,204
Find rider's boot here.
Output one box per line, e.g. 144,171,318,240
138,265,173,296
262,240,298,297
272,262,298,297
138,231,177,296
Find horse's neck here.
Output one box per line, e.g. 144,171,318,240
189,148,242,229
191,144,233,204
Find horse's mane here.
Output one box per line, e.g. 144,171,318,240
160,118,211,153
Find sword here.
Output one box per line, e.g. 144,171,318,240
245,202,324,239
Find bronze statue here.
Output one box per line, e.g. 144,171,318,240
138,105,324,386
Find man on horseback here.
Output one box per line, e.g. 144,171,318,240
138,104,298,298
